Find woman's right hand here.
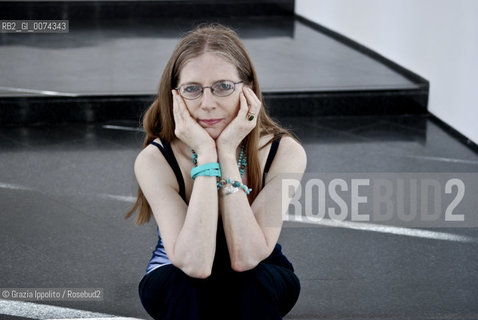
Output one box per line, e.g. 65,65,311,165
172,90,216,159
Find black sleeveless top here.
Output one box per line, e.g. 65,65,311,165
146,138,294,274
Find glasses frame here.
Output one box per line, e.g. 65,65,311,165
175,80,244,100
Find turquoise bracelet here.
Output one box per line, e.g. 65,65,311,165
191,162,221,180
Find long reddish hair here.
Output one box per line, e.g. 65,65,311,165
126,24,290,225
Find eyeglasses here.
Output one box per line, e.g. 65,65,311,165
175,80,243,100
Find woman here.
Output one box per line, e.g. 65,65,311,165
126,24,307,319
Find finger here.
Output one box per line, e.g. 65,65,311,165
173,91,187,116
172,91,183,122
175,96,193,133
174,91,194,124
238,92,249,117
242,89,260,123
243,86,259,103
243,87,261,114
242,100,258,123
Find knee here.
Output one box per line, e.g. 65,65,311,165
238,263,300,316
242,263,280,286
234,263,279,299
139,265,201,306
139,265,207,319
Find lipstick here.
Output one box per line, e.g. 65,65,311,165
200,119,222,126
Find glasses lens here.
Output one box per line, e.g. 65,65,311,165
212,81,235,97
180,84,202,99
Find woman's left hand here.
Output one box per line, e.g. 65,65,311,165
216,86,262,154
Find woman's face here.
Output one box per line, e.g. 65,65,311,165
177,52,244,140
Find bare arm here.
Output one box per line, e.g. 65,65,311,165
135,90,221,278
135,144,218,278
218,136,307,271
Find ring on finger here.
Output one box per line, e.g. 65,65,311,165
246,111,255,121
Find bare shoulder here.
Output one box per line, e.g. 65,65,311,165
134,143,163,173
267,136,307,178
277,136,306,168
134,142,178,191
278,136,306,155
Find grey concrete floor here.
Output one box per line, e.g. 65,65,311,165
1,114,477,319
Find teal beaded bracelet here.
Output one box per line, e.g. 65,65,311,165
191,162,221,180
217,178,252,195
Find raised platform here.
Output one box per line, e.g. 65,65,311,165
0,1,428,125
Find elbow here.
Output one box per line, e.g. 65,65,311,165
185,268,212,279
171,251,214,279
231,257,260,273
178,263,212,279
230,246,271,273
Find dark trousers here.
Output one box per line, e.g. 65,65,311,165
138,261,300,320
